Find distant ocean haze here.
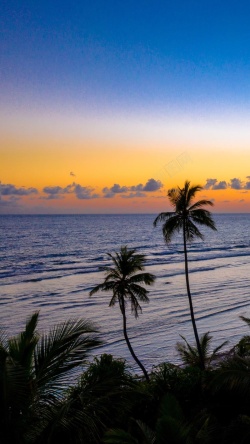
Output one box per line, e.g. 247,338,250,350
1,213,250,372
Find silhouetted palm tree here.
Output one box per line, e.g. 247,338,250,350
154,180,216,370
176,332,228,369
90,246,155,381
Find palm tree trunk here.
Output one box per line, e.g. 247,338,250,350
183,223,205,370
120,298,149,382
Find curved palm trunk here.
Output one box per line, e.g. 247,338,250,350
183,223,205,370
120,298,149,382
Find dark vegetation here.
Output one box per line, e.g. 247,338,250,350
2,181,250,443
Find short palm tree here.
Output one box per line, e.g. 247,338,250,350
176,333,228,369
154,180,216,370
89,246,155,382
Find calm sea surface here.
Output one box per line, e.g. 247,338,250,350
1,214,250,372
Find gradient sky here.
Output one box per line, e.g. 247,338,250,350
1,0,250,213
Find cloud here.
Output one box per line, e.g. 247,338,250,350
43,183,99,200
121,192,146,199
43,184,74,199
103,178,163,198
213,181,227,190
143,178,163,191
74,184,99,199
239,199,245,202
0,183,38,196
230,178,243,190
102,183,129,198
130,184,144,192
204,179,217,190
70,171,76,177
102,189,115,198
111,184,128,193
0,195,20,206
204,179,228,190
204,177,250,191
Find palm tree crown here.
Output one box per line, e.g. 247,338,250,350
154,180,216,243
90,246,155,381
154,180,217,370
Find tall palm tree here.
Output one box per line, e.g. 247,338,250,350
154,180,216,370
89,246,155,382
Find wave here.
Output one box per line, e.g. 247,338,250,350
197,301,250,320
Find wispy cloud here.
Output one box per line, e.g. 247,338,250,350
121,192,146,199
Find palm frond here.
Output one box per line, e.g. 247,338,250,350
177,333,228,368
108,251,122,274
162,215,183,243
128,272,155,286
190,209,217,231
188,199,214,211
153,212,173,227
240,316,250,327
128,284,149,302
176,335,199,366
210,340,228,361
8,311,39,369
104,428,138,444
135,419,156,443
185,219,203,241
212,355,250,398
90,280,118,296
186,183,203,204
168,188,181,207
109,290,119,307
34,319,101,398
128,292,142,318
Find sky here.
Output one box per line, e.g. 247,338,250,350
1,0,250,213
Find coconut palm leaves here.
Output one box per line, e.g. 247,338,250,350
89,246,155,381
176,333,228,369
154,180,216,370
0,312,101,443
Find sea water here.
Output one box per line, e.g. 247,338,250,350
1,213,250,372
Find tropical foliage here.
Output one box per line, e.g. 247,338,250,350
176,332,228,369
2,313,250,443
0,312,101,443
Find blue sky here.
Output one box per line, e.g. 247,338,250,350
2,0,250,116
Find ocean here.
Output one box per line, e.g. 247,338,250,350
1,213,250,373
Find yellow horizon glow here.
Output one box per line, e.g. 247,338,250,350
1,113,250,213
